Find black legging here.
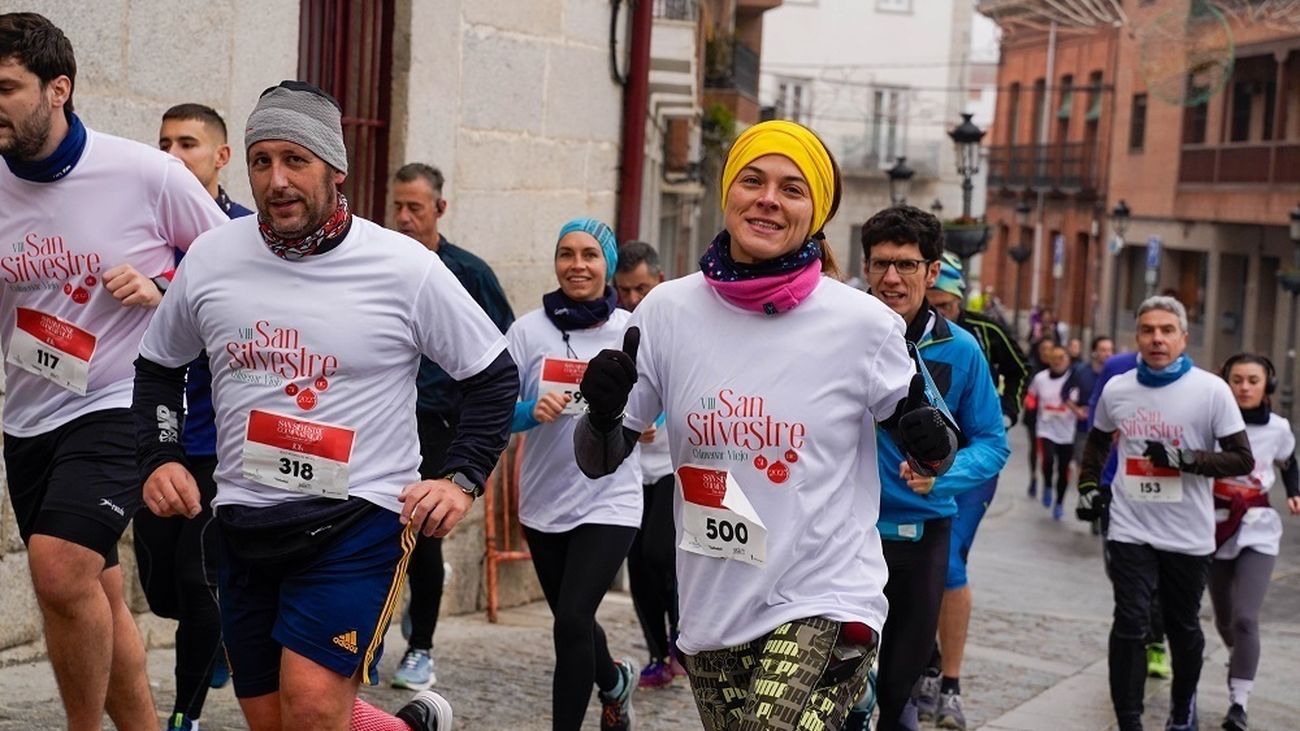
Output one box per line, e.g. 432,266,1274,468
1024,411,1039,481
525,523,638,731
1039,438,1073,506
628,474,678,661
133,456,221,720
877,518,951,731
405,411,456,651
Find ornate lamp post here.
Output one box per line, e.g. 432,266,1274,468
1108,199,1131,339
887,156,914,206
948,112,986,220
1008,199,1033,337
1280,203,1300,418
930,198,944,218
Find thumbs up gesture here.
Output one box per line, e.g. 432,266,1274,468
580,326,640,423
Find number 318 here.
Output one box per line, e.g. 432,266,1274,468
279,458,314,480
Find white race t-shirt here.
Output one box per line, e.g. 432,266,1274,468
506,307,643,532
1095,367,1246,556
623,273,913,655
1028,369,1075,445
1216,413,1295,559
0,129,226,436
139,216,507,513
639,419,674,483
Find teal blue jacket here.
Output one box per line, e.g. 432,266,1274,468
877,309,1010,539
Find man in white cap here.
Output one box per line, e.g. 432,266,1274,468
133,79,518,731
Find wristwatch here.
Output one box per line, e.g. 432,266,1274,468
151,275,170,294
444,470,483,499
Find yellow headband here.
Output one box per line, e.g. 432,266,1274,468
720,120,835,235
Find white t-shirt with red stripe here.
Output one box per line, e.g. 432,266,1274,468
0,129,226,436
1216,413,1295,559
622,272,913,655
1027,368,1075,446
505,307,643,533
139,216,508,513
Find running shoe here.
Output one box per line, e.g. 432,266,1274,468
396,690,454,731
912,672,940,721
1041,488,1053,508
936,689,967,730
1164,706,1197,731
165,713,198,730
898,698,921,731
600,658,636,730
392,648,436,690
1146,642,1172,678
638,659,673,689
1052,501,1064,521
209,651,230,689
1222,703,1248,731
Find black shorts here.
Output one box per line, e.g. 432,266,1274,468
3,408,140,566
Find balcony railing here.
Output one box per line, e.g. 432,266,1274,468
705,38,759,99
987,142,1100,192
652,0,698,20
1178,142,1300,185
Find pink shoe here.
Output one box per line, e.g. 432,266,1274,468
638,660,674,689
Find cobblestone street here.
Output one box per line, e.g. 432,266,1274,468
1,427,1298,730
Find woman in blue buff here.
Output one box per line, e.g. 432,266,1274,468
505,217,641,730
573,120,959,730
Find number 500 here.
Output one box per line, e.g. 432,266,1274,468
705,516,749,544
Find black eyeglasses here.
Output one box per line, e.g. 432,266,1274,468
867,258,930,275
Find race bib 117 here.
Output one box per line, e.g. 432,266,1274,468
6,307,97,395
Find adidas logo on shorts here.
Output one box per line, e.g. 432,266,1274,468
332,630,358,654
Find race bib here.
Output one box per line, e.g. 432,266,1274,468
6,307,97,395
242,409,356,499
539,356,589,415
1122,456,1183,503
676,465,768,568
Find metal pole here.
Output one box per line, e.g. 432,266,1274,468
1285,288,1297,419
1030,20,1057,312
961,174,974,220
1014,260,1025,340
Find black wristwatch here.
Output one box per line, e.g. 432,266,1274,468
444,470,483,499
152,275,170,294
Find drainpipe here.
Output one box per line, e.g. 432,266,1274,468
617,0,654,243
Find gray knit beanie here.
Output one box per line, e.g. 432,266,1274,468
245,81,348,174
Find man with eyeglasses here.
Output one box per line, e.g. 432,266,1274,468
845,206,1008,731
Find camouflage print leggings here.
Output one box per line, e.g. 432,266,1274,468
684,616,876,731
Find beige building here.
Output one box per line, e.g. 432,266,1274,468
0,0,639,655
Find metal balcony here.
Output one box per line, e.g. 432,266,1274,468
987,142,1100,193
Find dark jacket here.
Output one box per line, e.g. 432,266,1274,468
956,309,1029,424
418,235,515,417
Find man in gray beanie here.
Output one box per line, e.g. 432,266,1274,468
131,79,521,731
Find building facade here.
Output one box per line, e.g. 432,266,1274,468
758,0,982,282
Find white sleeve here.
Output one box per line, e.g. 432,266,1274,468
411,256,508,381
138,259,204,367
623,304,664,433
866,313,915,422
1210,378,1248,439
1280,419,1297,458
505,319,537,401
155,157,228,254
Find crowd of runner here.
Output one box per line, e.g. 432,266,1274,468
1,12,1296,731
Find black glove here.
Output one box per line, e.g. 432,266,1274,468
579,327,640,428
1003,409,1019,428
896,374,958,478
1076,479,1111,522
1142,440,1188,471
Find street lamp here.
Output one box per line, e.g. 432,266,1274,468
948,112,986,219
930,199,944,218
1280,203,1300,418
887,156,914,206
1008,199,1033,338
1108,199,1131,339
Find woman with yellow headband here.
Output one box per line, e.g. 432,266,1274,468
574,120,958,730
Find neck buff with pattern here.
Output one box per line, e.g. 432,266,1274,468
3,111,87,183
542,286,619,331
699,231,822,316
258,192,352,260
1135,352,1193,388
